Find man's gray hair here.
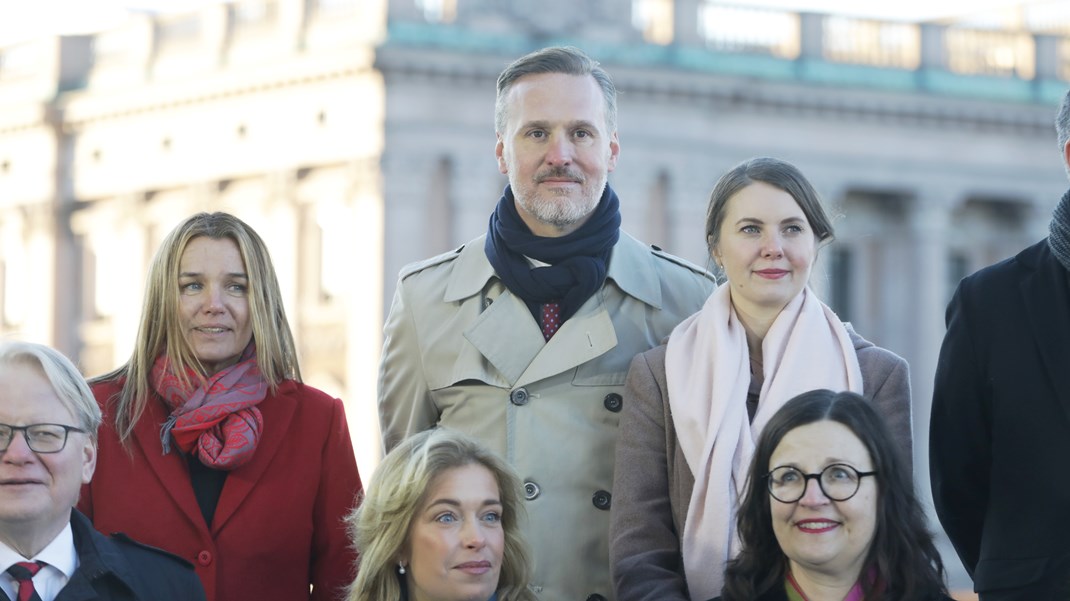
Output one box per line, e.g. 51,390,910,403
1057,88,1070,152
0,340,101,441
495,46,617,134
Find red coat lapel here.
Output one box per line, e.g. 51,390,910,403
210,381,298,535
131,398,205,532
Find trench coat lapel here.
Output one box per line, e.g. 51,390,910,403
516,291,617,387
131,401,205,532
1020,243,1070,421
465,290,543,386
211,388,296,534
458,232,660,388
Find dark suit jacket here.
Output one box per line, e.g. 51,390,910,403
21,509,207,601
79,379,362,601
931,239,1070,601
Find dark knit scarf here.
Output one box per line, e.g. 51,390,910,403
1050,188,1070,272
485,184,621,322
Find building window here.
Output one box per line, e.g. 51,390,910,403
417,0,456,23
699,3,800,58
426,156,454,255
0,42,40,80
828,247,853,323
316,203,351,304
1,254,25,326
232,0,278,34
633,0,674,45
0,260,6,327
156,14,201,52
947,251,970,303
312,0,357,14
646,170,670,249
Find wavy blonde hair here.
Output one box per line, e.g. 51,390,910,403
92,212,301,443
347,428,535,601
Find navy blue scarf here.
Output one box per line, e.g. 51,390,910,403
484,184,621,322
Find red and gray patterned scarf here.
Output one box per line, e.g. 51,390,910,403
152,343,267,470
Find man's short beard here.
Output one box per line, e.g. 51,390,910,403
514,176,607,229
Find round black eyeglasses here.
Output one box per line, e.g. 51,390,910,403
764,464,877,503
0,423,88,454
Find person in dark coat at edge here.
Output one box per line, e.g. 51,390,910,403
929,88,1070,601
0,340,205,601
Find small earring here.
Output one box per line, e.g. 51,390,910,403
397,562,406,575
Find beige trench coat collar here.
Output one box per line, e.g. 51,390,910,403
443,232,662,388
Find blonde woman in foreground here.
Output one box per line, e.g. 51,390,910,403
348,428,535,601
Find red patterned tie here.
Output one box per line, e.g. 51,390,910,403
6,561,43,601
540,301,562,341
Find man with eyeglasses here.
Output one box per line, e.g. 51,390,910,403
0,340,206,601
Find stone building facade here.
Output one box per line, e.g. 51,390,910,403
1,1,1068,588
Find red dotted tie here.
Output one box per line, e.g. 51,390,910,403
540,301,562,341
7,561,43,601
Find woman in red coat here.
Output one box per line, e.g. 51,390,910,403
79,212,363,601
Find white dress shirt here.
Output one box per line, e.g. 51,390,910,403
0,523,78,601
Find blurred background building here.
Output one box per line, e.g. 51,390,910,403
2,0,1069,595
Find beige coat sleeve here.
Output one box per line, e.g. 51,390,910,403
377,276,438,452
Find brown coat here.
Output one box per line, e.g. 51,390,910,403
609,327,912,601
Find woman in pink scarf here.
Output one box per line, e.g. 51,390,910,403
79,212,363,601
609,158,912,601
712,390,949,601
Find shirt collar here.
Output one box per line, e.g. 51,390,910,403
0,522,77,579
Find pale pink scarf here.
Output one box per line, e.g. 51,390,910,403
665,285,863,600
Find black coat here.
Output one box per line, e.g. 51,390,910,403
39,510,207,601
931,239,1070,601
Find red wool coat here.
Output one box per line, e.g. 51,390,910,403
79,379,362,601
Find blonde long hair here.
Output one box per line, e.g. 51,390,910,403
347,429,535,601
93,212,301,442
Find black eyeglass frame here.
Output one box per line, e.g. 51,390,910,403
0,423,89,454
763,463,877,503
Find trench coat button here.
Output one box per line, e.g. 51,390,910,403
197,550,213,566
523,481,540,500
586,594,608,601
510,388,529,406
482,297,493,310
603,393,622,413
592,490,611,510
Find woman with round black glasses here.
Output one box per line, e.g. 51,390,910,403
711,390,951,601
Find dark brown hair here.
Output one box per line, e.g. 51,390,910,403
721,390,946,601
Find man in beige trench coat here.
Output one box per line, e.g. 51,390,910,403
378,46,714,601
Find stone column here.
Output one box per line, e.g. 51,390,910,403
798,12,824,60
919,23,947,71
908,194,953,501
672,0,703,47
1035,34,1061,81
387,0,423,22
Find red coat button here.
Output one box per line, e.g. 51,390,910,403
197,550,213,566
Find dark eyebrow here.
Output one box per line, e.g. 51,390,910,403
734,216,806,226
521,119,599,131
